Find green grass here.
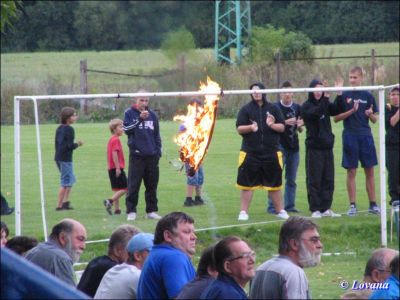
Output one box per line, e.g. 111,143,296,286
1,117,398,299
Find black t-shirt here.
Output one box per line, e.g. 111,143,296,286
54,124,78,162
77,255,118,297
276,101,301,151
385,104,399,147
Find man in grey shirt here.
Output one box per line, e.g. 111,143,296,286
26,218,87,286
249,216,323,299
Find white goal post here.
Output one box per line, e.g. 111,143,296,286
14,84,399,245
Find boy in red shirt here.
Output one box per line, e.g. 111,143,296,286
104,119,127,215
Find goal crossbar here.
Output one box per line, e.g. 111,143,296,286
14,83,399,245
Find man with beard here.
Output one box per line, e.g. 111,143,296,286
26,218,87,286
249,216,322,299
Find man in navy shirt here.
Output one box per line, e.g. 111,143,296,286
334,67,380,216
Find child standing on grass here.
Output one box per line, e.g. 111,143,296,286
54,107,83,210
103,119,127,215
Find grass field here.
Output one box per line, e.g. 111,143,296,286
1,116,398,299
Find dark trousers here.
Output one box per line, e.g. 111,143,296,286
126,154,159,213
386,146,400,203
306,148,335,212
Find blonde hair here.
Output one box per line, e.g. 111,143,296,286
350,66,364,77
109,118,123,134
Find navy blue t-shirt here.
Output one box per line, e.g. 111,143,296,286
337,90,378,136
276,101,301,151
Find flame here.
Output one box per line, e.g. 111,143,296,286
173,77,221,173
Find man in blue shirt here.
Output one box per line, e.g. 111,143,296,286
334,67,380,216
137,212,196,299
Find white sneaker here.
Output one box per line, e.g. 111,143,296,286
322,209,341,217
127,212,136,221
238,210,249,221
276,210,289,220
311,211,322,218
146,212,162,220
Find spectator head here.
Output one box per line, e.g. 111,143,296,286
49,218,87,263
189,98,202,106
280,80,294,102
1,221,9,247
389,87,399,106
250,82,267,103
279,216,323,268
135,89,150,111
213,236,255,288
308,79,324,101
126,232,154,268
154,211,196,256
6,236,38,256
108,224,140,263
390,254,399,280
196,245,218,278
349,66,364,86
60,107,77,124
109,118,123,134
364,248,398,283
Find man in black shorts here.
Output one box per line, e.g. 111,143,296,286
236,82,289,221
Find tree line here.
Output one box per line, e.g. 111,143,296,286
1,1,399,53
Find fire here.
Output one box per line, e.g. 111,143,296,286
173,77,221,175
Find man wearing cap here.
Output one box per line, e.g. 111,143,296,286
94,232,154,299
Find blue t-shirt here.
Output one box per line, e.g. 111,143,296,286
200,273,248,299
337,90,378,136
137,244,196,299
369,275,399,299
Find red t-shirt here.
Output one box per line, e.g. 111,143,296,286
107,135,125,170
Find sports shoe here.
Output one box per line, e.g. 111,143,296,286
1,207,14,215
194,196,205,205
277,210,289,220
55,207,64,211
184,198,196,207
321,209,341,217
286,208,300,213
62,201,74,210
368,204,381,215
103,199,113,215
238,210,249,221
347,206,357,216
114,209,121,215
127,212,136,221
311,211,322,218
146,212,162,220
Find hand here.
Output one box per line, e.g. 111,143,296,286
365,105,373,117
140,110,150,119
335,77,344,95
116,168,121,177
77,140,84,146
353,100,359,113
296,117,304,128
322,80,330,98
250,120,258,132
285,117,297,126
266,112,275,127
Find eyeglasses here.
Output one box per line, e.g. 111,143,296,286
301,236,321,244
228,251,256,262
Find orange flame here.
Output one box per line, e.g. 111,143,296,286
173,77,221,173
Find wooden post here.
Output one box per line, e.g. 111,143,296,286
276,51,281,101
371,49,376,86
80,60,88,114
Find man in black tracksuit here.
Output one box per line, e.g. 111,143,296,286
123,93,162,221
301,79,341,218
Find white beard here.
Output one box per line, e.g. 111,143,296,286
298,241,321,268
65,236,81,263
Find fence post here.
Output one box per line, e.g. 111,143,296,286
80,60,88,115
371,49,376,86
178,54,186,92
275,51,281,101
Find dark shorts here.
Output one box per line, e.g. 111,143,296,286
108,168,128,191
342,133,378,169
236,151,283,190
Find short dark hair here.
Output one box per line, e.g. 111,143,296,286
108,224,140,254
249,82,267,102
60,107,76,124
390,255,399,277
49,219,74,240
279,216,318,254
213,236,242,274
197,245,216,277
6,236,38,255
189,98,202,106
350,66,363,76
154,212,194,245
390,86,399,93
281,81,292,88
1,221,9,237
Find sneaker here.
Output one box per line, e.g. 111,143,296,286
321,209,341,217
286,208,300,213
184,198,196,207
146,212,162,220
194,196,205,205
311,211,322,218
103,199,113,215
1,207,14,215
127,212,136,221
368,204,381,215
62,201,73,210
238,210,249,221
55,207,64,211
114,209,121,215
347,206,357,216
277,210,289,220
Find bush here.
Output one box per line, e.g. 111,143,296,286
161,26,196,60
250,24,315,63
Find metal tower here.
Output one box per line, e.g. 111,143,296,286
214,1,251,65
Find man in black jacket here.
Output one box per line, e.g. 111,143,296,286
123,91,162,221
301,79,341,218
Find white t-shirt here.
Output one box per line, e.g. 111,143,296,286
94,263,141,299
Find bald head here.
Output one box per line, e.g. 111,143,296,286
364,248,398,283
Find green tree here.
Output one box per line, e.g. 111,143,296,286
161,26,196,60
1,0,21,32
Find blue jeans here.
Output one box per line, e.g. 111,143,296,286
267,148,299,213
